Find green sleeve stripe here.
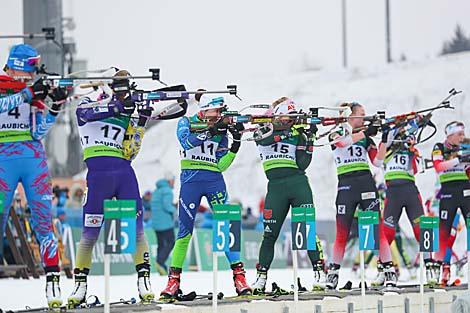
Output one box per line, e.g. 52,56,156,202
83,146,125,160
439,173,469,183
181,160,220,172
385,171,415,181
337,163,370,175
263,159,298,171
217,151,236,172
0,130,33,143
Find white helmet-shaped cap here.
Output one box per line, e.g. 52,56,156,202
272,97,297,115
198,94,225,111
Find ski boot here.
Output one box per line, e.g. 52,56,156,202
67,268,89,307
383,262,397,287
232,262,252,295
312,260,327,291
371,261,385,286
326,263,340,289
137,263,155,303
425,259,440,286
441,262,451,286
160,267,181,299
251,264,268,295
45,267,62,308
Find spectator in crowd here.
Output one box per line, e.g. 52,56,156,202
242,207,258,230
199,210,213,229
142,190,152,227
151,173,177,275
194,204,210,228
65,183,84,209
53,185,68,209
54,207,67,237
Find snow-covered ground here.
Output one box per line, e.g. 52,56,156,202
0,267,408,310
1,263,468,311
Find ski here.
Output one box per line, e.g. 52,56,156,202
4,297,138,313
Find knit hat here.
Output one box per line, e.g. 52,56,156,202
6,44,40,72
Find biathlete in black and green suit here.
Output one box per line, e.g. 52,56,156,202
251,97,326,294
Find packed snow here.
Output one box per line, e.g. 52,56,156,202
0,267,413,310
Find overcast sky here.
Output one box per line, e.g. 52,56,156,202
2,0,470,87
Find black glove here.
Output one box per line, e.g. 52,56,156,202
31,79,49,100
49,87,68,102
49,87,68,115
228,123,244,140
305,124,318,140
381,124,390,143
228,123,244,153
364,124,379,137
137,105,153,127
230,141,241,153
208,120,228,137
458,154,470,163
122,98,136,114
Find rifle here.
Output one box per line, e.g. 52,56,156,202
189,105,360,145
381,89,461,169
384,89,460,145
27,66,164,112
0,27,55,40
423,143,470,170
36,66,165,88
36,64,241,120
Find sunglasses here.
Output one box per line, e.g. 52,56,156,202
27,55,41,67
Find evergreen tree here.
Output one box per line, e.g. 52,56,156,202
441,24,470,55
